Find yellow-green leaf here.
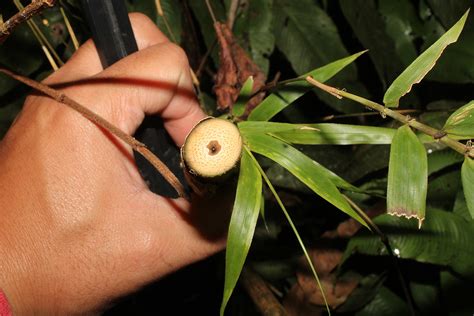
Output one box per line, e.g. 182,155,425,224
461,157,474,220
387,125,428,227
244,132,367,226
220,149,262,315
248,51,366,121
232,76,254,118
443,100,474,140
383,10,469,107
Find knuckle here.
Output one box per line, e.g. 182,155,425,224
164,43,189,68
129,12,154,28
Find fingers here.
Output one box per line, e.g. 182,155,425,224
42,12,204,147
87,42,205,146
45,13,170,84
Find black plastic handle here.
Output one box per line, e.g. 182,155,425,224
80,0,188,198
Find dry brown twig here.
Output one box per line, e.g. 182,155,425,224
0,68,187,199
0,0,57,43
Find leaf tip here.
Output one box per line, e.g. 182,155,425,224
388,209,425,229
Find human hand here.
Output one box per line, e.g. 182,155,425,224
0,13,228,314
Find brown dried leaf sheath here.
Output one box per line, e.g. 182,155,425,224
213,22,266,114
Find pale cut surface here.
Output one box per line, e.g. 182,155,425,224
182,118,243,178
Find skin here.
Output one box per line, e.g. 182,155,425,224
0,13,229,315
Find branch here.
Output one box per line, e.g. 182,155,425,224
240,267,287,316
0,0,57,43
0,68,187,199
227,0,239,29
306,76,473,159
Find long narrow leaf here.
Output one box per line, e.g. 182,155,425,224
443,100,474,140
220,150,262,315
248,51,366,121
461,157,474,219
246,148,331,315
240,121,396,144
387,125,428,228
232,76,254,117
383,10,469,107
241,127,361,192
239,121,435,145
244,132,367,226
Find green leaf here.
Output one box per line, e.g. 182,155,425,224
383,10,470,107
453,188,471,221
427,149,463,175
248,51,366,121
425,0,474,84
339,0,405,88
273,0,351,74
273,0,370,114
461,157,474,220
242,132,367,226
155,0,183,43
248,0,275,74
377,0,421,68
387,125,427,228
232,76,254,117
442,100,474,140
241,127,360,192
355,287,410,316
246,148,331,314
240,121,397,145
342,209,474,280
220,149,262,315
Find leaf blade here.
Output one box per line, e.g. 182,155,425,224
442,100,474,140
387,125,428,227
220,149,262,315
461,157,474,220
248,51,366,121
342,209,474,280
243,132,367,226
383,10,469,107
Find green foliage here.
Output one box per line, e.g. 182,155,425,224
443,100,474,140
383,10,469,107
342,208,474,280
248,51,366,121
461,158,474,219
242,131,365,225
355,287,410,316
232,76,253,117
221,149,262,315
1,0,474,314
387,125,428,227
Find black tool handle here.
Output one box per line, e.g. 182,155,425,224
80,0,187,198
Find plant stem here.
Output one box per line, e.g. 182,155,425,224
1,0,56,43
306,76,473,159
0,68,187,199
13,0,64,66
227,0,240,29
60,6,79,50
240,267,287,316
